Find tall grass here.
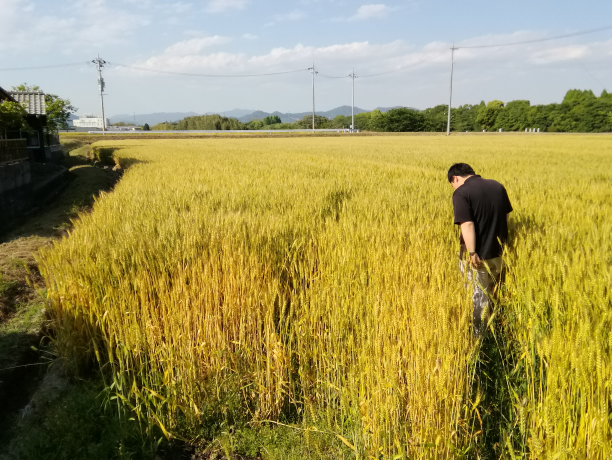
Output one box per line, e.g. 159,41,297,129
38,135,612,458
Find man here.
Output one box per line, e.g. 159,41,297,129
448,163,513,336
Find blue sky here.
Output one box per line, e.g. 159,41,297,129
1,0,611,117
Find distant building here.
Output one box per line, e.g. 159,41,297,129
73,115,110,129
108,125,142,131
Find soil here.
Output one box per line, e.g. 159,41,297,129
0,146,122,446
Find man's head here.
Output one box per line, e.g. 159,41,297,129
448,163,475,190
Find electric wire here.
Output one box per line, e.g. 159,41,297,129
456,24,612,49
0,24,610,76
110,63,311,77
318,73,349,79
0,62,90,71
359,50,447,78
574,59,606,90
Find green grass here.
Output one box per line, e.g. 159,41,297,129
0,301,45,371
0,275,18,298
0,378,161,460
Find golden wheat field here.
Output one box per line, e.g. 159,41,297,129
38,135,612,459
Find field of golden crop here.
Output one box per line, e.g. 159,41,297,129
38,135,612,459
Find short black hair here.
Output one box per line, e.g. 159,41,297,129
447,163,475,183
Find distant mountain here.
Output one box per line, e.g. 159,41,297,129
212,108,257,118
237,106,371,123
109,112,200,126
105,106,420,127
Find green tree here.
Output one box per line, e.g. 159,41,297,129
494,100,531,131
151,122,176,130
45,94,77,132
246,119,264,130
453,104,482,132
143,123,150,131
422,105,448,132
384,108,425,132
476,100,504,131
12,83,77,133
563,89,596,104
0,101,31,138
600,89,612,102
368,109,387,131
295,115,330,129
169,114,244,130
262,115,282,125
353,112,371,131
329,115,352,129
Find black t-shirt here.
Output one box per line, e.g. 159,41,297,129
452,175,513,260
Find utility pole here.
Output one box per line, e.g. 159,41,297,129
92,56,107,132
309,62,317,132
446,45,457,136
349,69,357,132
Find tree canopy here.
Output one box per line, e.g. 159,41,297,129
11,83,77,133
263,115,282,125
153,88,612,134
0,101,30,138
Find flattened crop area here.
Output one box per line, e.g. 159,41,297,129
38,135,612,459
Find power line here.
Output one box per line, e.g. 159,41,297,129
111,63,310,77
359,51,447,78
0,62,90,71
444,24,612,135
574,59,606,90
456,24,612,49
318,73,349,79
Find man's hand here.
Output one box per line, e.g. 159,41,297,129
470,252,483,269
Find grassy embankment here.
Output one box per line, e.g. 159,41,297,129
0,138,157,459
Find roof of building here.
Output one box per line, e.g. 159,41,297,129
0,85,17,103
8,91,46,115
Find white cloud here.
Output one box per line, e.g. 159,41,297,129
124,40,432,77
205,0,248,13
274,10,306,21
331,4,394,22
530,45,590,64
352,4,392,20
162,36,230,56
0,0,148,53
118,33,612,91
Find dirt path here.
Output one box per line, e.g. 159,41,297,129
0,147,121,447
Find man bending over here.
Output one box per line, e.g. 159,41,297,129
448,163,513,336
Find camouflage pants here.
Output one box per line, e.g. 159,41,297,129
459,256,503,337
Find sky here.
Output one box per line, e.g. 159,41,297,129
1,0,611,117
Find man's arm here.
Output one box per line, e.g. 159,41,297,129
460,221,482,268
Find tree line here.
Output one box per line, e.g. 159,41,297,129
154,88,612,133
